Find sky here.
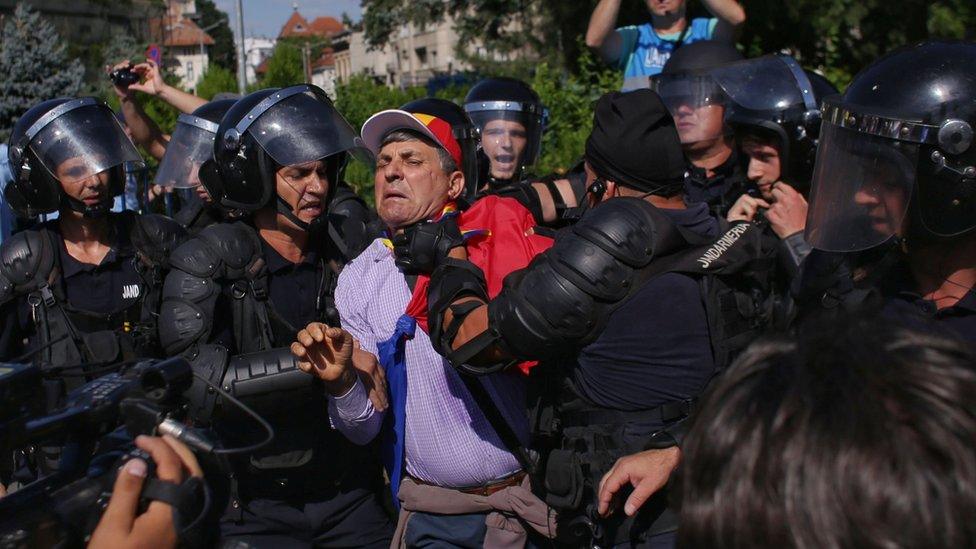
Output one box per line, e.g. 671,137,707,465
213,0,363,39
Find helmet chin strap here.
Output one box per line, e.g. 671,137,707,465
275,194,311,232
62,193,112,218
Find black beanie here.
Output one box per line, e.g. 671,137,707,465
584,89,687,195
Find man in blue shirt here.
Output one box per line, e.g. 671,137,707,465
586,0,745,90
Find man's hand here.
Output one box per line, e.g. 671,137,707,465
351,343,389,412
727,194,770,223
765,183,808,239
597,446,681,518
87,435,202,549
292,323,357,395
129,59,169,97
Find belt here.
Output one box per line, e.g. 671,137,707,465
412,471,527,497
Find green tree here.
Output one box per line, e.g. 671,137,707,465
197,0,238,72
260,42,305,88
0,3,85,141
196,65,238,100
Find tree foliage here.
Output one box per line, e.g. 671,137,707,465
196,65,239,100
0,3,85,141
197,0,238,72
259,42,305,88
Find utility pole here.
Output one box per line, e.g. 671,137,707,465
235,0,246,94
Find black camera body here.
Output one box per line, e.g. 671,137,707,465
109,67,140,87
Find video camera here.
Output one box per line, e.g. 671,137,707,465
0,357,271,548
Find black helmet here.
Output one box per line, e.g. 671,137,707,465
5,97,142,217
464,77,548,188
203,84,368,230
718,54,838,191
805,41,976,253
401,97,480,201
155,98,236,190
651,42,744,145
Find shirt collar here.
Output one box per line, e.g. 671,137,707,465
259,235,319,273
52,221,128,278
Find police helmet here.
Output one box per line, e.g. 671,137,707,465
401,97,480,201
464,77,548,187
155,99,236,190
718,55,839,191
805,41,976,252
651,41,744,145
5,97,143,217
205,84,369,229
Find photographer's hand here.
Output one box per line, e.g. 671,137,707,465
87,435,202,549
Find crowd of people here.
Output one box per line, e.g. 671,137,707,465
1,0,975,547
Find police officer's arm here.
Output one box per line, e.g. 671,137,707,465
585,0,625,64
703,0,746,41
110,60,168,161
597,447,681,518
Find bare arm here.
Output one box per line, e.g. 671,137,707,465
586,0,625,64
130,59,207,115
530,178,580,223
701,0,746,41
110,60,169,161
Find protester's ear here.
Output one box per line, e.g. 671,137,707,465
447,169,464,200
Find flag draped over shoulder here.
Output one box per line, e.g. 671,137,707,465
403,195,554,372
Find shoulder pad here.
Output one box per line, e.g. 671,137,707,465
572,198,686,267
130,213,188,267
0,229,56,303
169,222,261,279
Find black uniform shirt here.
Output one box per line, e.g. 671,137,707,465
684,147,752,217
260,236,323,344
883,286,976,345
573,202,720,411
0,220,144,360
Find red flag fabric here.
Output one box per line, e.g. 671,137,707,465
403,195,553,373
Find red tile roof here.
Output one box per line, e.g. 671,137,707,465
278,10,344,39
311,47,335,70
150,16,216,48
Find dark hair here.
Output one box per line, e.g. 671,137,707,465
676,315,976,548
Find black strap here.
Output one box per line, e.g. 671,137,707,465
456,371,536,475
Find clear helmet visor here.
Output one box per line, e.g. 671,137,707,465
805,123,918,252
247,90,369,168
651,73,728,144
467,108,543,179
154,114,218,188
710,55,813,114
30,104,143,185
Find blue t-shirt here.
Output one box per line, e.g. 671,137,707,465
616,18,717,84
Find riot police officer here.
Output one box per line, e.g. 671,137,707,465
651,41,748,216
0,97,184,385
153,99,237,235
464,77,548,192
802,40,976,343
156,84,391,546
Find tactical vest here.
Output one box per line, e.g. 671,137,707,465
0,212,184,392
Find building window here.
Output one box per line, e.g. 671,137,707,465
416,47,427,67
186,61,194,82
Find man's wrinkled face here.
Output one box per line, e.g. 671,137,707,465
375,138,461,230
742,138,783,200
481,119,528,181
646,0,686,17
56,157,110,207
275,159,330,228
673,102,726,146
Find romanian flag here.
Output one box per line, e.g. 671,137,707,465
403,195,554,373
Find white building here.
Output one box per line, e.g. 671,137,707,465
244,36,276,87
151,0,215,93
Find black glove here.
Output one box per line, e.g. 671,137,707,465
392,215,464,274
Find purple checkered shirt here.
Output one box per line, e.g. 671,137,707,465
327,239,528,488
